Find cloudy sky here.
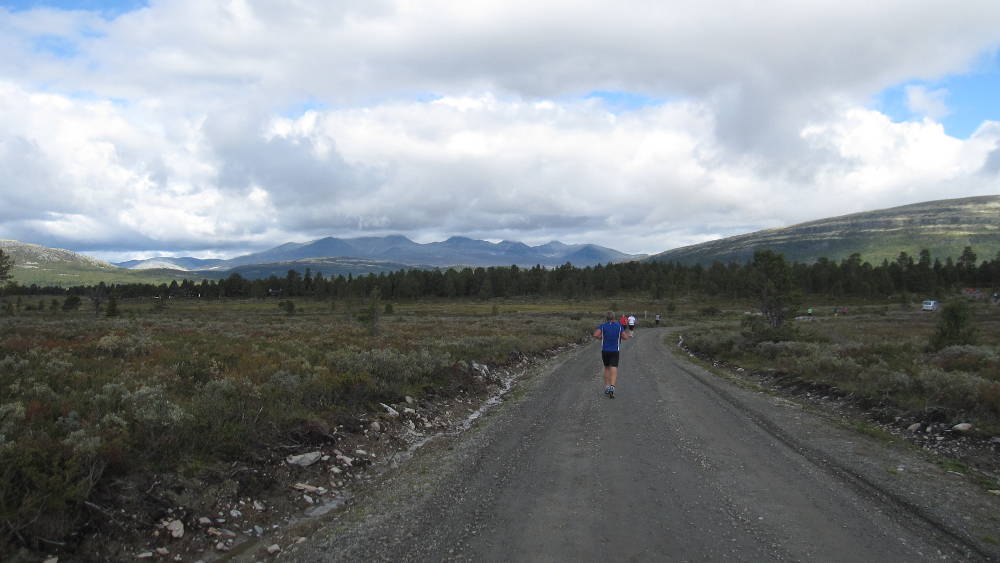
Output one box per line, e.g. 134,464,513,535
1,0,998,261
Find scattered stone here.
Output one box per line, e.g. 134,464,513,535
296,537,307,543
990,437,1000,444
286,451,323,467
987,490,1000,496
380,403,400,417
330,466,343,474
952,423,973,432
136,552,154,559
906,423,922,432
253,500,266,511
215,542,230,552
355,449,368,456
219,529,237,538
405,396,416,404
166,519,184,538
403,407,416,415
370,421,382,433
230,509,242,518
303,494,314,504
267,544,281,555
198,517,212,526
293,482,322,493
155,547,169,556
254,525,264,536
206,527,222,537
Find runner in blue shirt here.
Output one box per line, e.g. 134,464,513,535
593,311,631,398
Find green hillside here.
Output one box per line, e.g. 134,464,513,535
1,240,191,287
1,240,426,287
650,195,1000,266
9,263,198,287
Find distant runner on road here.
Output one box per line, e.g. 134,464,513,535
619,313,628,328
594,311,631,398
627,314,637,332
654,313,661,326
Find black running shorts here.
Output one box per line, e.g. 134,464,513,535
601,351,619,367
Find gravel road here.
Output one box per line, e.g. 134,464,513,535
277,327,998,562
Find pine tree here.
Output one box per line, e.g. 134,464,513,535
0,249,13,283
749,249,794,329
930,300,977,350
105,296,120,317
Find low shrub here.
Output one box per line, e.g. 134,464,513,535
684,328,743,359
931,345,999,376
912,367,984,414
95,330,152,358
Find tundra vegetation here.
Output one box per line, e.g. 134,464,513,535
0,246,998,556
683,299,1000,433
0,297,599,554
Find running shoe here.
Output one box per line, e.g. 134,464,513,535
608,385,615,399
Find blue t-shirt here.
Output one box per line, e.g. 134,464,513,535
597,321,624,352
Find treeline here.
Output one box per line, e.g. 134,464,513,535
3,247,999,302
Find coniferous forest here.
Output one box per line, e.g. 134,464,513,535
4,247,998,301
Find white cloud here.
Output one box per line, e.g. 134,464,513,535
0,1,999,257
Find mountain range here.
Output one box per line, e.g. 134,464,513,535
649,195,1000,266
1,236,642,286
3,195,998,287
116,236,640,271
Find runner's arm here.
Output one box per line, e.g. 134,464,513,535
593,328,603,339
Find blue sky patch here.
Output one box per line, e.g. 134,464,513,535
280,99,329,119
584,90,665,113
31,33,77,57
1,0,147,18
875,48,1000,139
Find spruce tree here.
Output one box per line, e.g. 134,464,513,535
105,296,120,317
0,249,12,283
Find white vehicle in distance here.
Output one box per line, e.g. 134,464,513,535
921,300,939,311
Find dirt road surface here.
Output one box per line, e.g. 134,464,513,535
272,327,998,562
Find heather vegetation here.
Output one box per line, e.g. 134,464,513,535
682,299,1000,432
0,298,595,552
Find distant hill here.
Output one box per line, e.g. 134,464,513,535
116,257,226,271
5,233,641,287
119,235,643,271
0,238,425,286
224,257,429,279
649,195,1000,266
0,240,193,286
1,239,115,270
